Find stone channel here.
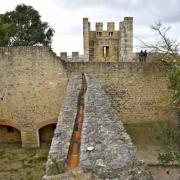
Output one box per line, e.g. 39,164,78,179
67,73,87,169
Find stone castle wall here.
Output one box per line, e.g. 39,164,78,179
65,62,178,124
0,46,178,148
0,46,68,147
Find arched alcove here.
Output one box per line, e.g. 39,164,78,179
39,123,57,143
0,125,21,144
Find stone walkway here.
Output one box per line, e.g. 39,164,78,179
43,73,154,179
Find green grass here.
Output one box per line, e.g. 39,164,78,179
124,122,162,150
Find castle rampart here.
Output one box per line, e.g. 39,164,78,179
0,46,178,149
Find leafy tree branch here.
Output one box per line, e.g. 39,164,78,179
0,4,54,47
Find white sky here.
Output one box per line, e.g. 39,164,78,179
0,0,179,55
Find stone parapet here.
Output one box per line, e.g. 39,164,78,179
43,73,82,177
80,73,153,179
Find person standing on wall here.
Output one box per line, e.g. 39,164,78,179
143,50,147,62
139,50,143,62
139,50,147,62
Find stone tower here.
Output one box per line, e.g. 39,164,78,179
83,17,133,62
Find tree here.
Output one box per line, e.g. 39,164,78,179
139,22,179,64
139,21,180,104
140,22,180,164
151,22,180,105
0,4,54,47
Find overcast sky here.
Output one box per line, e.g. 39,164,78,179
0,0,179,55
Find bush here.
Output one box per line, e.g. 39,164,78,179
156,122,180,164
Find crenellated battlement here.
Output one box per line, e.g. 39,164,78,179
60,51,80,62
85,17,132,32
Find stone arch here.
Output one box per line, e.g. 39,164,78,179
0,119,21,144
0,119,21,131
36,118,58,130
